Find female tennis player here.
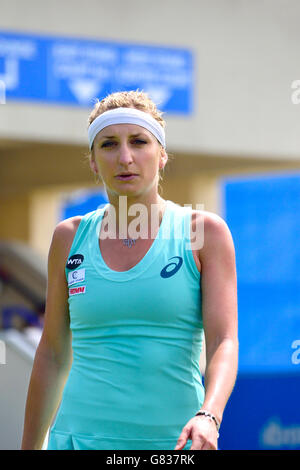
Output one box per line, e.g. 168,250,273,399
21,90,238,450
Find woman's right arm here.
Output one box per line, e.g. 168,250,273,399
21,217,80,450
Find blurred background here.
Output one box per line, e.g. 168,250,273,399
0,0,300,450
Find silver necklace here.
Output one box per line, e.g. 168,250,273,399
123,238,137,248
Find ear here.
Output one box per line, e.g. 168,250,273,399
89,154,99,175
159,149,168,170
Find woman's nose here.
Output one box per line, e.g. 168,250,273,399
118,143,133,164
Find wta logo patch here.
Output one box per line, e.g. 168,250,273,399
66,254,84,270
69,286,86,296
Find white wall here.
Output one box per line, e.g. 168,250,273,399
0,0,300,159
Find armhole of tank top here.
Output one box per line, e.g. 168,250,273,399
183,209,201,281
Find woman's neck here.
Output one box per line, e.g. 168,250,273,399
103,195,167,240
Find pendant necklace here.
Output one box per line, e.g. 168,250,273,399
123,238,137,248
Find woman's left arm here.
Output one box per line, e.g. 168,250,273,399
175,212,238,450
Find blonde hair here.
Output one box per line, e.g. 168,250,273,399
85,90,171,194
88,90,166,130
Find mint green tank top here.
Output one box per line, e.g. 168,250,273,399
47,200,204,450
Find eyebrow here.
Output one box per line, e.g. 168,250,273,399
100,132,147,139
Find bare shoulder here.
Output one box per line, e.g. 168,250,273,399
191,209,232,236
53,215,82,239
50,215,83,267
191,209,235,259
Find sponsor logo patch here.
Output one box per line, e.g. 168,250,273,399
69,285,86,296
68,268,85,286
160,256,183,278
66,254,84,270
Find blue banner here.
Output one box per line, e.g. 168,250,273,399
59,189,108,221
219,373,300,450
221,172,300,374
0,30,193,113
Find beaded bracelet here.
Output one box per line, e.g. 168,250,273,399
195,409,221,436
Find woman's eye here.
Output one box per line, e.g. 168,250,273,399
101,139,147,148
101,141,116,148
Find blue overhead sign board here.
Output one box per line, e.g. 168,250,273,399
0,30,193,113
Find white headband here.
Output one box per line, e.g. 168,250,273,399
88,107,166,150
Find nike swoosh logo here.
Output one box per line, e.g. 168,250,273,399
160,256,183,278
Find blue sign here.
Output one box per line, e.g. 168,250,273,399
219,373,300,450
0,30,193,113
221,172,300,374
59,189,108,221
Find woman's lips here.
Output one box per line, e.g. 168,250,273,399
115,174,138,181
